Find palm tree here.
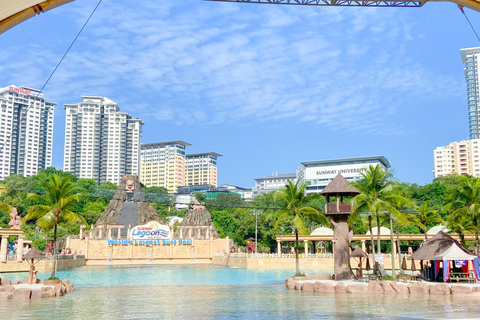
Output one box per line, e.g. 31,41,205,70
23,174,86,278
350,165,412,255
270,180,328,276
445,175,480,254
411,201,443,241
0,183,13,214
447,214,475,248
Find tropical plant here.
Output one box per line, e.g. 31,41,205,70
444,175,480,254
411,201,443,241
350,165,413,255
22,174,86,278
447,214,475,248
268,180,328,276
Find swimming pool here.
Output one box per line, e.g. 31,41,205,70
1,265,479,319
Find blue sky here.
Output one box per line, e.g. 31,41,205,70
1,0,479,188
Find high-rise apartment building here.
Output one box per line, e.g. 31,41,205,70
139,141,191,192
63,96,143,185
433,139,480,178
185,153,221,187
461,47,480,139
0,85,54,180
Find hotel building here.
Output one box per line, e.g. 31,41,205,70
140,141,190,192
185,153,221,187
0,85,54,179
297,156,391,193
63,96,143,185
461,47,480,139
252,173,297,197
433,139,480,178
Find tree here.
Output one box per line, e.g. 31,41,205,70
23,174,86,279
445,175,480,254
447,214,475,248
411,201,443,241
269,180,328,276
350,165,412,255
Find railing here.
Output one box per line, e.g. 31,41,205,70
326,202,351,214
212,253,335,259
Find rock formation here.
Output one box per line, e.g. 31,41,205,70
175,198,219,240
91,175,166,237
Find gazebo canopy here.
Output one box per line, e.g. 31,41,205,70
433,242,477,261
366,227,391,236
350,245,367,258
320,174,360,195
409,231,464,261
23,247,45,260
310,227,333,236
427,225,450,235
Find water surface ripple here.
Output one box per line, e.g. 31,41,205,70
1,265,480,319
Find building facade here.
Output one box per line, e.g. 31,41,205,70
433,139,480,178
185,153,221,187
140,141,190,192
63,96,143,185
298,156,391,193
252,173,297,197
0,85,54,179
461,47,480,139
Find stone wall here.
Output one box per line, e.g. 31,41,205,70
287,277,480,296
67,238,231,261
0,257,86,273
213,254,422,270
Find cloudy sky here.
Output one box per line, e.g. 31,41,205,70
1,0,479,187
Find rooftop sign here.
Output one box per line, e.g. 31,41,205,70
8,86,31,95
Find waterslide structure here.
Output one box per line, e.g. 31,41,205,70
1,0,480,35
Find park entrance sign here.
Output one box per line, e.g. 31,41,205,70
130,221,171,240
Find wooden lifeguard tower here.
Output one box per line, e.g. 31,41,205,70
320,173,360,280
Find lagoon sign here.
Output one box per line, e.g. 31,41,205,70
107,239,193,246
130,221,171,240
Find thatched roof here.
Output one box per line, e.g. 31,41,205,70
408,231,472,261
320,174,360,195
23,247,45,260
350,245,367,258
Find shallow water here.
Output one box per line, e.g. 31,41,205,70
1,265,480,319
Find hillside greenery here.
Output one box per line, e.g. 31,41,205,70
0,168,475,253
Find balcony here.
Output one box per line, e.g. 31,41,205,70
325,202,352,215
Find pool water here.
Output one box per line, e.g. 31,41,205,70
1,265,480,319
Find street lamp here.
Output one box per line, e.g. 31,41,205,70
251,209,261,254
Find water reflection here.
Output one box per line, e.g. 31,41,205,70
1,265,480,319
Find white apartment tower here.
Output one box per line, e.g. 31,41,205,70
0,85,54,179
140,141,191,192
433,139,480,178
63,96,143,185
185,153,221,187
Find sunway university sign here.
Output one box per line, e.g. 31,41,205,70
130,221,171,240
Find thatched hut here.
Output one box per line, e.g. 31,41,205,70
408,231,462,261
408,231,478,282
24,247,45,284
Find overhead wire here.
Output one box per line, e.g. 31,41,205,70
0,0,103,153
459,4,480,43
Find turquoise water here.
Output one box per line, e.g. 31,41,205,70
1,265,480,319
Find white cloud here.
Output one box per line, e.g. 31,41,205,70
0,0,464,136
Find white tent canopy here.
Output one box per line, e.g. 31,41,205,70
433,243,477,261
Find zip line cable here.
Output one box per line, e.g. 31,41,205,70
0,0,103,153
459,5,480,43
